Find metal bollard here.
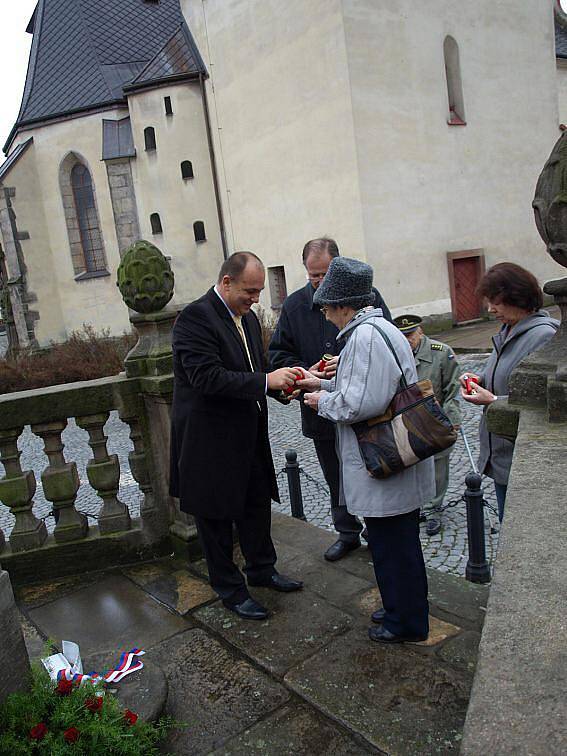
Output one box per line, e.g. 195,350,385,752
284,449,306,521
464,472,491,584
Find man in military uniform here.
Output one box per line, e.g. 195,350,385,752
393,315,462,536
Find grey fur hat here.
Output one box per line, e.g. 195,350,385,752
313,257,375,309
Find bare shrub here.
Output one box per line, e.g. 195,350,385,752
0,325,136,395
253,304,278,363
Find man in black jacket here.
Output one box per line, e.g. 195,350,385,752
170,252,303,620
269,238,392,561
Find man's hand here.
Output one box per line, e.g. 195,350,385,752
303,391,324,410
295,372,322,392
267,367,301,391
460,383,496,406
460,372,481,391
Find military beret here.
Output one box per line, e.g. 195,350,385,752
393,314,422,334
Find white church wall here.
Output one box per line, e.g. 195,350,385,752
342,0,561,314
557,59,567,123
183,0,561,315
183,0,368,306
0,142,66,344
127,82,225,305
12,110,132,342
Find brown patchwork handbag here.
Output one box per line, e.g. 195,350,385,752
352,323,457,479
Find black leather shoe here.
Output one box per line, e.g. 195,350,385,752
248,573,303,592
368,625,428,643
224,597,268,620
425,518,442,536
324,539,361,562
371,608,385,624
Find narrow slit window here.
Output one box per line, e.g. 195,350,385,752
164,96,173,116
150,213,163,234
181,160,194,180
444,36,466,126
268,266,287,309
144,126,157,151
193,221,206,243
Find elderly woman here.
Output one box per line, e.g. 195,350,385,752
460,262,558,522
297,257,434,643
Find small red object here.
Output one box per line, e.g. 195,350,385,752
29,723,48,741
284,369,304,395
464,375,476,394
63,726,80,743
85,696,103,713
55,679,73,696
318,359,326,371
124,709,138,726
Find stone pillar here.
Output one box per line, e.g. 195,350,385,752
76,413,131,534
0,427,47,552
32,420,87,543
0,569,30,703
106,159,141,257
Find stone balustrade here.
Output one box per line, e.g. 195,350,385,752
0,373,181,584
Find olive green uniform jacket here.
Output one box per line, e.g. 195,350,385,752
414,335,462,458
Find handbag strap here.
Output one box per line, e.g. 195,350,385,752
356,320,409,390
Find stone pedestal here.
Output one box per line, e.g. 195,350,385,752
124,309,178,378
0,569,30,703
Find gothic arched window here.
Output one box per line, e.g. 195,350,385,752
70,164,107,273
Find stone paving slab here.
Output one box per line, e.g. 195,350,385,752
195,588,353,678
14,570,104,610
437,631,482,676
157,628,291,755
121,558,217,614
213,702,378,755
285,629,471,755
27,573,190,656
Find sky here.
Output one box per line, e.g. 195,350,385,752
0,1,38,152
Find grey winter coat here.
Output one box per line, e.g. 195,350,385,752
477,310,558,485
318,309,435,518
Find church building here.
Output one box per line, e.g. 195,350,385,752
0,0,563,349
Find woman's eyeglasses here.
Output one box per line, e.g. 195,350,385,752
320,305,328,314
306,273,326,282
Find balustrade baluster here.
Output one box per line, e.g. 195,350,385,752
76,413,131,533
0,427,47,552
119,411,156,518
31,421,87,543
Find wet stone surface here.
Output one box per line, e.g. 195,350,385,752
285,629,471,755
157,628,290,755
214,702,377,755
195,587,353,678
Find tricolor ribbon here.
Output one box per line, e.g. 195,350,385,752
57,648,145,685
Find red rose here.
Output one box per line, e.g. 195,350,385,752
29,722,48,740
63,726,80,743
85,696,103,713
55,678,73,696
123,709,138,726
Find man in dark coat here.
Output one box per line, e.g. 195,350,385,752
170,252,303,620
269,238,392,561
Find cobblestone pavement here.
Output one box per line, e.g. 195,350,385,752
0,355,497,579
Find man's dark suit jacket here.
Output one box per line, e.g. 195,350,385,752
170,287,279,519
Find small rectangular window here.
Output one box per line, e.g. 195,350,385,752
164,96,173,116
268,266,287,309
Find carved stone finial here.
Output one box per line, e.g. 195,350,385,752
116,240,174,313
533,131,567,269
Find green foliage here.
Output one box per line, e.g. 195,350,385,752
0,662,180,755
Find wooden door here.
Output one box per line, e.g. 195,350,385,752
447,250,485,323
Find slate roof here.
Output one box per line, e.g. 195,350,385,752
125,23,206,92
0,138,33,182
556,14,567,59
5,0,206,153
